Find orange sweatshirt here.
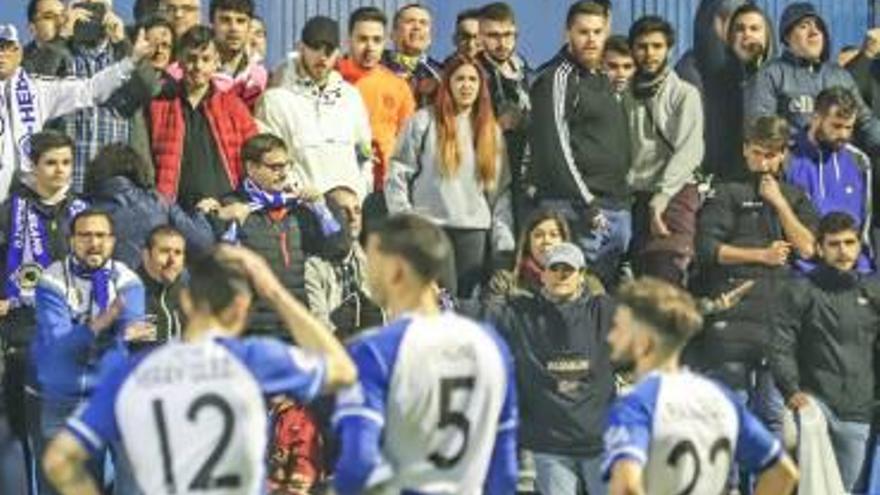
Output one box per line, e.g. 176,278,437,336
338,58,416,191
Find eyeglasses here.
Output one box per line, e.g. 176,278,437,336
259,160,292,173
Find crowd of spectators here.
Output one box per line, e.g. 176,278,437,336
2,0,880,493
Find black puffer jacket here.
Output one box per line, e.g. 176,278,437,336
465,291,616,457
218,191,348,339
771,266,880,422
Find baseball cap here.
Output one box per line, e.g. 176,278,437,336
301,16,340,50
544,242,586,270
0,25,20,45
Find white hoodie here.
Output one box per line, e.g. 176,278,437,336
257,53,372,200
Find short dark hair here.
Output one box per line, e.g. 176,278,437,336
815,86,859,120
187,250,253,315
209,0,253,20
146,224,185,250
393,3,430,29
349,6,387,34
133,0,161,22
617,277,703,350
604,34,632,57
85,143,153,194
27,0,54,23
71,209,115,236
241,133,287,165
629,15,676,48
817,211,859,242
744,115,790,150
139,14,175,40
176,25,216,58
480,2,516,24
456,8,482,27
28,130,74,165
566,1,609,28
371,214,451,284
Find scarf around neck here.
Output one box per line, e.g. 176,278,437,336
69,255,113,312
5,193,86,305
222,178,341,243
633,65,671,99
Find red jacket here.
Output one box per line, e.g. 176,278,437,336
149,81,257,200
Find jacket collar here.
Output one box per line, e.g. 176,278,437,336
781,49,825,70
137,263,185,292
810,263,860,290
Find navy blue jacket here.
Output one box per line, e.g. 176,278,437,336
86,176,215,269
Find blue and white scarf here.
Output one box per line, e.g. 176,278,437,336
1,69,40,173
5,195,87,305
68,256,113,312
222,178,341,243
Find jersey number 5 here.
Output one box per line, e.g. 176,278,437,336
153,393,242,493
428,376,475,469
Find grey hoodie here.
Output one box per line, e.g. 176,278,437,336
744,15,880,154
385,108,515,252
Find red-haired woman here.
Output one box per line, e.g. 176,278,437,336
385,55,514,297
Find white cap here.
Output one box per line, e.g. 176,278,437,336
0,25,19,45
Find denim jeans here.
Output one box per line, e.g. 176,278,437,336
706,363,786,495
540,200,632,289
533,452,606,495
813,399,870,493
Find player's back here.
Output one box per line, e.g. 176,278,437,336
113,339,269,494
604,371,781,495
337,312,515,494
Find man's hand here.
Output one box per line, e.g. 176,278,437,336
650,206,670,237
103,10,126,44
864,28,880,59
59,6,91,39
715,280,756,311
591,210,610,232
89,298,124,334
195,197,221,214
217,202,252,224
761,241,791,266
787,392,811,411
497,108,523,131
130,29,156,63
124,320,157,342
215,245,282,298
758,174,786,209
0,299,11,318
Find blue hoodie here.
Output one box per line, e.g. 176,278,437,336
786,130,873,271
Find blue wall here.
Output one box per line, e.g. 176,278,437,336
1,0,877,68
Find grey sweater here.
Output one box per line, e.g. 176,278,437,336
385,108,515,252
629,70,704,213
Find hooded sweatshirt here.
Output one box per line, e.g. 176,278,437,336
744,3,880,154
785,131,873,271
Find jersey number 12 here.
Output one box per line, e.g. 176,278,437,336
152,393,242,493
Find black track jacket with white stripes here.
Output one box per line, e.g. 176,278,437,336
528,48,632,208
